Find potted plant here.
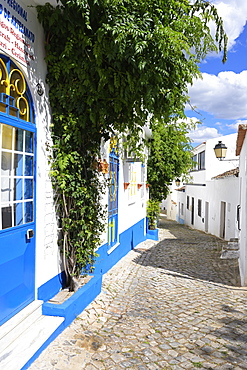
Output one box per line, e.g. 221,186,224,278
147,199,160,230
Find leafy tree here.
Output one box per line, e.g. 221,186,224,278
37,0,227,289
147,119,196,202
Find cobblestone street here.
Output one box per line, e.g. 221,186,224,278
30,217,247,370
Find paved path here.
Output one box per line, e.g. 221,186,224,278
30,217,247,370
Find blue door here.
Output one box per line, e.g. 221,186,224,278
108,141,119,248
0,56,36,325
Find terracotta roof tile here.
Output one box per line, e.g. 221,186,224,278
212,167,239,180
236,125,247,156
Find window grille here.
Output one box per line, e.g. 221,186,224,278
0,55,35,230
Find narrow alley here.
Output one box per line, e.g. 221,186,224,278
30,217,247,370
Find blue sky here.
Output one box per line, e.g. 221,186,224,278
186,0,247,144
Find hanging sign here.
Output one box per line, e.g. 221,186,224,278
0,0,36,68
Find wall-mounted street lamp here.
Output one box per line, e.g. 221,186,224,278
213,141,227,160
175,178,181,187
213,141,239,162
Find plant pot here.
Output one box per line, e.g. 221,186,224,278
124,182,130,190
137,184,143,189
98,159,109,174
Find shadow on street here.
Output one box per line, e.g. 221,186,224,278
134,217,241,287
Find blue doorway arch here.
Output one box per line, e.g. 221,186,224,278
0,55,36,325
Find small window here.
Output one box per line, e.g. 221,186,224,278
198,199,202,217
198,151,205,170
187,196,190,210
191,154,197,171
237,205,241,231
181,203,184,216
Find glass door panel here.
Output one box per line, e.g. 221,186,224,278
0,55,36,325
0,124,34,230
2,125,12,150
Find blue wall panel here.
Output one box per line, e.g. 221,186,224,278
38,218,147,301
22,217,154,369
93,218,146,275
38,271,66,302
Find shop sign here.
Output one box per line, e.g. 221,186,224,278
0,0,36,68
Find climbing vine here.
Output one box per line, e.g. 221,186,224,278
37,0,227,290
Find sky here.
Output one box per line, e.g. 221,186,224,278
186,0,247,145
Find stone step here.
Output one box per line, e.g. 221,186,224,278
0,301,64,370
0,300,43,351
220,250,239,259
227,241,239,250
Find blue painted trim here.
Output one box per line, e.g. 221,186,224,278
21,274,102,370
23,218,147,369
93,217,146,275
146,228,159,241
42,274,102,325
176,216,185,224
38,271,66,302
37,217,147,303
37,218,147,300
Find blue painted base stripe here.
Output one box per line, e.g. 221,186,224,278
21,275,102,370
42,274,102,325
38,271,66,302
38,218,147,299
24,217,153,369
146,228,159,241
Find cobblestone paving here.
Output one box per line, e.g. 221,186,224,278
30,217,247,370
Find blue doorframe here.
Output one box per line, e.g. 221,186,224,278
0,55,36,325
108,143,119,249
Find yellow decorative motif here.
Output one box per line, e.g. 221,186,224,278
108,219,115,245
109,136,118,154
109,170,117,202
0,58,29,121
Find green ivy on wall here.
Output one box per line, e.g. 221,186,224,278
37,0,227,290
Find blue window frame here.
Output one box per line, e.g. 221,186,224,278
108,144,119,248
0,54,36,231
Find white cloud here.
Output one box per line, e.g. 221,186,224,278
189,125,221,143
212,1,247,50
227,120,247,130
188,71,247,120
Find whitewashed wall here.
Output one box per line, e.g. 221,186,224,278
99,139,148,247
1,0,149,295
191,134,238,183
167,133,239,241
0,0,62,292
164,183,178,221
118,160,147,234
238,134,247,285
181,178,239,240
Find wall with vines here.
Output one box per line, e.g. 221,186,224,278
36,0,227,290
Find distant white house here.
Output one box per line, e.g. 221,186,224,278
165,133,239,241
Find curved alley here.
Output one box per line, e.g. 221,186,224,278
30,217,247,370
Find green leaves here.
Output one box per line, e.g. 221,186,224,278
147,119,194,202
36,0,228,289
147,199,160,229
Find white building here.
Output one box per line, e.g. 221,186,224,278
236,124,247,285
0,1,155,368
166,133,239,240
